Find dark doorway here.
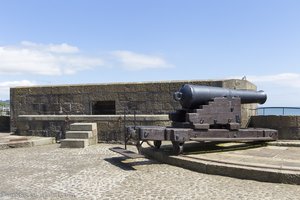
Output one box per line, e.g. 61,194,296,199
92,101,116,115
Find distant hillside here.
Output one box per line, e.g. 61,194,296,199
0,100,10,107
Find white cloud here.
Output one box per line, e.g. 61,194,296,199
21,41,79,53
0,80,36,87
111,50,172,70
0,41,104,75
0,80,36,100
0,42,173,75
246,73,300,88
48,43,80,54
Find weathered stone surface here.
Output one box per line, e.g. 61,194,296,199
66,131,93,139
11,80,257,141
250,116,300,139
70,123,97,131
1,144,300,199
63,123,98,147
60,139,89,148
142,143,300,185
0,116,10,132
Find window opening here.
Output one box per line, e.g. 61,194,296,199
92,101,116,115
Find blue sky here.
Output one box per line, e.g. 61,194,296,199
0,0,300,106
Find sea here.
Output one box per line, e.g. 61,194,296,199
256,107,300,116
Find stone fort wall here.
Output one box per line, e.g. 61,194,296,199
10,79,257,142
0,116,10,132
250,116,300,140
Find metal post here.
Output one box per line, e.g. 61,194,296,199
134,110,136,128
124,108,127,150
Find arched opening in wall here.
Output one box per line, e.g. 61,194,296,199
92,101,116,115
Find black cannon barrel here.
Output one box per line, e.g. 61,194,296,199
174,84,267,109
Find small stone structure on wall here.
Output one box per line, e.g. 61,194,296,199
10,79,257,143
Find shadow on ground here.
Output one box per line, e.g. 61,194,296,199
104,156,158,171
157,141,267,155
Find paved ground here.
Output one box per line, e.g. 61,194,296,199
180,142,300,171
0,133,55,150
141,142,300,184
1,143,300,200
186,144,300,170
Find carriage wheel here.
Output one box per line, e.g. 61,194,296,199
172,141,184,155
153,140,162,149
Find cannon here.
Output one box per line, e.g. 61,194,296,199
111,84,278,156
174,84,267,109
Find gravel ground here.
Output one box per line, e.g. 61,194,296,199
0,144,300,200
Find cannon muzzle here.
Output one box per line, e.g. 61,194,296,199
174,84,267,109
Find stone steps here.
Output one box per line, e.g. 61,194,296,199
70,123,97,131
66,131,93,139
60,139,89,148
60,123,98,148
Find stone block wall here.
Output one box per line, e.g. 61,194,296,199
17,115,170,142
11,79,258,142
250,116,300,139
0,116,10,132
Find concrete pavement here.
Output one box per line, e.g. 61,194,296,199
141,141,300,185
0,132,55,149
1,132,300,185
1,143,300,200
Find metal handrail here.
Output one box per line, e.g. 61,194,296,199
0,106,10,116
253,107,300,116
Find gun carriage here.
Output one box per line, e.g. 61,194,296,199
121,84,278,155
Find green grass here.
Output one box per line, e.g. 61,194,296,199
0,101,9,107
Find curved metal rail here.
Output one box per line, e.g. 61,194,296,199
253,107,300,116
